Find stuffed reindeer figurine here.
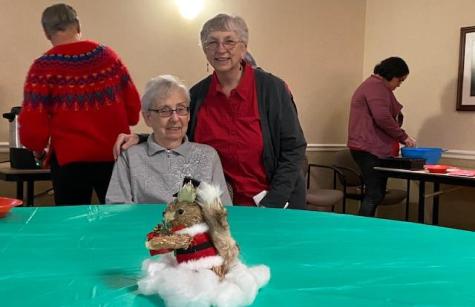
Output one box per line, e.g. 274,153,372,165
145,178,238,278
138,178,270,307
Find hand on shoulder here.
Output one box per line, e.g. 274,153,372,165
113,133,139,159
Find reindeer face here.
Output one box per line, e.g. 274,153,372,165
163,201,204,229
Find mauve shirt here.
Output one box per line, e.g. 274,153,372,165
347,75,408,158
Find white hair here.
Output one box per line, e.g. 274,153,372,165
200,13,249,46
141,75,190,112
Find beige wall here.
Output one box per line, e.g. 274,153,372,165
0,0,366,145
2,0,473,149
1,1,475,228
364,0,475,151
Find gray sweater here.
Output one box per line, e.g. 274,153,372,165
106,135,232,205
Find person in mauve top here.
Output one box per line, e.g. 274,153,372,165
347,56,416,217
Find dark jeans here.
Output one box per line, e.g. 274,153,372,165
50,154,114,205
350,150,388,217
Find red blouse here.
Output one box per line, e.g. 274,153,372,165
194,64,269,205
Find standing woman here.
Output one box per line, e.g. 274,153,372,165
115,14,307,209
20,3,141,205
189,14,307,209
347,57,416,217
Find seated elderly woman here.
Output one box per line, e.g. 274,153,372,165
106,75,232,205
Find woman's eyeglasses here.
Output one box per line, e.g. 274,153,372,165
148,106,190,117
204,39,242,51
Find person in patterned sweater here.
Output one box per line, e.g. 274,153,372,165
19,3,141,205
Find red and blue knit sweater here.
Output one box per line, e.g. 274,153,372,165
19,40,141,166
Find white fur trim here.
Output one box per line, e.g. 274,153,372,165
174,223,208,236
138,258,271,307
197,182,222,206
178,255,224,270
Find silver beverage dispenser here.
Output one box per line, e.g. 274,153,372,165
2,106,40,169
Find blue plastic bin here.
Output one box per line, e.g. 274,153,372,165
401,147,443,165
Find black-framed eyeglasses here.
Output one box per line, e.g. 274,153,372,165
204,39,242,51
148,106,190,117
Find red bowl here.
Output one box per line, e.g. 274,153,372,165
425,164,449,174
0,197,23,218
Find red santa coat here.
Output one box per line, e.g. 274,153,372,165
147,223,224,270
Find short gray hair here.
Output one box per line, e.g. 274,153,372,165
41,3,79,36
141,75,190,112
243,51,257,67
200,13,249,46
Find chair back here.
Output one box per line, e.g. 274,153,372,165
300,155,321,189
302,155,320,189
333,149,409,216
303,155,344,211
333,149,363,187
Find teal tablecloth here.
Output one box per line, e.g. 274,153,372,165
1,205,475,307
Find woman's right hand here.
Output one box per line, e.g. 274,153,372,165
113,133,139,159
403,136,417,147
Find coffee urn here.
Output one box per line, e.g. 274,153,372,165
2,106,40,169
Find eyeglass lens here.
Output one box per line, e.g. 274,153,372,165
150,106,189,117
205,40,239,51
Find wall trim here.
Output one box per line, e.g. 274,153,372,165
307,144,475,161
0,142,8,153
306,144,347,152
443,150,475,160
2,142,475,160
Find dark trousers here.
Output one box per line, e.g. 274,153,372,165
350,150,388,217
50,154,114,205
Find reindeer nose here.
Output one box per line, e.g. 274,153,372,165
164,211,175,222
